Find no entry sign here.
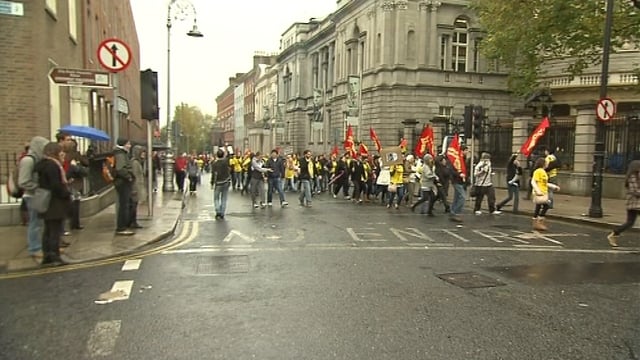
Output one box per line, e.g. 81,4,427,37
596,98,616,122
97,38,132,73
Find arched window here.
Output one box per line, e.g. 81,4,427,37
452,17,468,72
406,30,416,61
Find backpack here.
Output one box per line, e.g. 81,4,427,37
7,154,34,199
102,155,116,183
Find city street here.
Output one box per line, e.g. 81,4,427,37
1,175,638,359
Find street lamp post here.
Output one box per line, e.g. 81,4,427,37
588,0,614,217
162,0,203,192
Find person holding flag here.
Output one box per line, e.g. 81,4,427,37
369,127,382,153
446,134,467,223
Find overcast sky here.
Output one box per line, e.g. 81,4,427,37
130,0,335,127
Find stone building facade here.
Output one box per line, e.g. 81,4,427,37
0,0,141,156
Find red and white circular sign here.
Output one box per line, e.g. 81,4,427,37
596,98,616,122
97,38,132,73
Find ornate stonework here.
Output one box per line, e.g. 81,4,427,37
395,0,408,10
381,1,395,12
418,1,430,11
428,0,442,10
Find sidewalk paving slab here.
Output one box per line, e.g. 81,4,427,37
0,191,184,274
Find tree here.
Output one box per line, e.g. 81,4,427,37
471,0,640,96
172,103,213,154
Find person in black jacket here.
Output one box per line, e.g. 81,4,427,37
350,155,366,203
35,142,72,266
298,150,315,207
210,149,232,219
497,154,523,213
113,138,135,236
332,154,350,199
265,149,289,207
434,155,451,213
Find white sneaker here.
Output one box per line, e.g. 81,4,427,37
492,210,502,215
475,211,482,215
267,202,273,206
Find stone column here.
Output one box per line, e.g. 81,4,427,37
569,102,597,196
394,0,408,65
402,119,419,152
418,2,429,66
427,1,441,68
381,1,395,66
511,109,534,162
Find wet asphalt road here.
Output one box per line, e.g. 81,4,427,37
1,176,639,360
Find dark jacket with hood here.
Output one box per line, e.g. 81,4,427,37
35,158,71,220
113,145,134,186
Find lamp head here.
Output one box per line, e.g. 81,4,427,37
187,24,203,37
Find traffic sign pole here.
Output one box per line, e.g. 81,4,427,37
112,73,119,142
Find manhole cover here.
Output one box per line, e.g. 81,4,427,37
195,255,249,275
437,272,506,289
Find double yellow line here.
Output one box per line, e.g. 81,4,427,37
0,221,199,280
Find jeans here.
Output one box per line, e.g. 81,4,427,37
267,178,286,203
450,183,466,216
299,179,312,205
23,197,42,254
115,183,132,231
613,209,639,235
388,185,405,206
250,178,265,205
214,182,230,215
497,184,520,212
232,172,242,190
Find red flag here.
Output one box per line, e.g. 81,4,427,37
520,117,550,157
344,125,356,157
399,138,408,153
446,134,467,179
359,143,369,157
414,125,435,158
369,127,382,152
331,145,339,157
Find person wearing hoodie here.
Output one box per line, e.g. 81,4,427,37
18,136,50,261
113,138,135,236
129,145,147,229
186,155,200,195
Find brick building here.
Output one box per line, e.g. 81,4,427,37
0,0,141,156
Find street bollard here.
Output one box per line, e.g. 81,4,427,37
162,151,175,192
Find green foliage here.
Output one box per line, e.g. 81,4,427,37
471,0,640,96
172,103,213,154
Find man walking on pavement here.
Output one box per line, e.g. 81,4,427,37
265,149,289,208
210,149,232,219
298,150,315,207
114,138,135,236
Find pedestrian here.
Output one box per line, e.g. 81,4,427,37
607,160,640,247
411,154,437,216
473,152,501,215
210,149,232,219
265,149,289,207
350,155,366,203
174,153,188,192
434,155,451,213
65,138,89,231
35,142,72,266
186,155,199,195
543,146,560,209
448,152,467,223
249,152,271,209
530,157,560,231
129,146,146,229
387,162,405,210
113,138,135,236
497,154,523,213
298,150,314,207
18,136,49,261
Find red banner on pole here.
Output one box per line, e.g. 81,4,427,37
414,125,435,157
446,134,467,179
344,125,356,157
369,127,382,152
520,117,550,157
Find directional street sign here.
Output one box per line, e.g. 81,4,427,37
596,97,616,122
0,0,24,16
97,38,132,73
48,68,111,88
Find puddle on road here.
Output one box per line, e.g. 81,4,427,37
487,261,640,285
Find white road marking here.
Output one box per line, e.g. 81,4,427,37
407,243,454,247
85,320,121,358
346,227,387,242
439,229,470,242
513,244,563,249
390,227,436,243
121,259,141,271
222,230,255,243
110,280,134,301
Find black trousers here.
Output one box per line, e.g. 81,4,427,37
129,200,139,226
69,199,81,229
115,183,132,231
333,177,350,197
43,219,63,261
614,209,639,235
412,189,436,214
189,175,198,191
175,171,186,191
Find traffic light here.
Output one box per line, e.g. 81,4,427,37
463,105,473,137
473,106,484,139
140,69,159,120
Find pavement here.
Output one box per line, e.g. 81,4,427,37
0,190,184,273
0,183,635,274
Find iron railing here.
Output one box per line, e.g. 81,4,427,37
603,114,640,174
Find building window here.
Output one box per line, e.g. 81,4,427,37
312,53,319,88
376,34,381,64
68,0,77,41
46,0,57,17
406,30,416,61
347,48,352,75
440,35,449,70
439,106,453,118
452,17,468,72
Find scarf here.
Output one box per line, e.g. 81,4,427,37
46,155,68,185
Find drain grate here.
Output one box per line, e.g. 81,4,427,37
437,272,506,289
195,255,249,275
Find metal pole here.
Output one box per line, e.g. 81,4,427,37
112,73,119,141
588,0,614,218
147,120,154,216
162,4,176,192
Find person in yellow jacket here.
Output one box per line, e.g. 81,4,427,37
229,154,243,190
240,153,252,195
387,162,405,209
284,154,297,192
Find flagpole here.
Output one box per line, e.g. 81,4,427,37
357,48,363,143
